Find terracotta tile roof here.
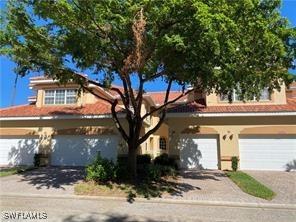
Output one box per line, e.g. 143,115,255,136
168,98,296,113
108,89,186,104
2,95,296,118
147,91,186,104
0,101,123,117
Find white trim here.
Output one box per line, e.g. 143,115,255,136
167,112,296,118
1,111,295,121
30,79,59,84
0,113,125,121
92,85,115,99
44,88,77,105
28,96,37,102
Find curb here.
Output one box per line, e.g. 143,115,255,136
1,193,296,210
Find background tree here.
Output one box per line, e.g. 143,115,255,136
1,0,295,178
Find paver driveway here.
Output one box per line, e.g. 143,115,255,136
245,171,296,204
163,170,268,203
0,167,84,196
1,167,294,204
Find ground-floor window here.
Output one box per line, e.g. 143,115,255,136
159,137,167,150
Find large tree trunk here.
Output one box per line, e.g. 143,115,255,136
128,143,138,179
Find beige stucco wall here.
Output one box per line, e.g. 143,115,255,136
5,78,293,168
34,83,116,107
167,116,296,170
2,79,295,170
0,118,119,159
1,115,296,169
138,109,170,157
206,84,287,106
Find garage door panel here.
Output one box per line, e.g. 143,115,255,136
179,135,218,169
51,135,118,166
0,138,39,166
239,137,296,171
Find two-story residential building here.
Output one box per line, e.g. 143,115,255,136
0,76,295,171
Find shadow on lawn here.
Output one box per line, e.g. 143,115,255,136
93,175,200,203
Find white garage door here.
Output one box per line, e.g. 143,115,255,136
179,135,219,169
0,137,39,166
51,135,118,166
239,136,296,171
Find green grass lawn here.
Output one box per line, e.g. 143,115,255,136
0,167,35,177
226,171,275,200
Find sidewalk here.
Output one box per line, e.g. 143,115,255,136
1,192,296,210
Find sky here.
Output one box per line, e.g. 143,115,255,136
0,0,296,108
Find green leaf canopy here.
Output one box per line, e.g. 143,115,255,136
1,0,295,100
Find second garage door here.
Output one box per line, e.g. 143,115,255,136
239,136,296,171
51,135,118,166
178,135,219,169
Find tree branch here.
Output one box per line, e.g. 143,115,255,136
79,75,134,127
55,4,104,38
83,85,129,141
111,99,129,141
117,74,134,122
125,74,138,111
141,85,193,121
137,79,173,146
86,78,125,100
81,85,114,104
138,109,166,147
144,69,166,82
135,74,144,113
71,0,124,54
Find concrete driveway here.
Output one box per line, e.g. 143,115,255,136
0,167,84,196
245,171,296,204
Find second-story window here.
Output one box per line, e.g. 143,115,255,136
259,88,270,101
44,89,77,105
220,88,270,102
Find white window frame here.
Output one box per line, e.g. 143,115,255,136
44,89,77,105
44,90,55,105
220,88,270,102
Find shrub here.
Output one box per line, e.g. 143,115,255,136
117,155,128,164
158,165,177,177
143,164,177,181
117,155,151,165
86,154,117,182
231,156,239,172
144,164,162,181
34,153,42,167
116,158,130,181
154,154,178,169
137,154,151,165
